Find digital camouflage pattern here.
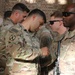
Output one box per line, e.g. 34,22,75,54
36,25,58,68
3,24,43,75
0,18,16,51
59,29,75,75
0,18,16,75
36,25,60,75
0,15,3,25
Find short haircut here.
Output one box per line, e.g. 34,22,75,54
4,11,11,19
50,10,63,18
65,3,75,12
12,3,30,13
28,8,46,23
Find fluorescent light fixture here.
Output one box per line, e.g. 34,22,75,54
26,0,36,3
58,0,67,4
45,0,55,4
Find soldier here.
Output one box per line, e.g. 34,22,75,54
3,8,49,75
0,3,30,40
0,3,30,75
36,10,67,75
48,10,67,75
1,3,30,32
59,3,75,75
0,3,30,46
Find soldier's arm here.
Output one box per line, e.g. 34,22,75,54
38,31,53,67
5,28,49,61
40,31,52,48
36,26,52,48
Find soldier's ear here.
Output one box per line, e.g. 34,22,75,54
15,11,20,18
59,21,63,26
32,15,36,20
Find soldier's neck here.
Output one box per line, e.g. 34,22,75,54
58,26,67,35
21,21,30,31
69,25,75,31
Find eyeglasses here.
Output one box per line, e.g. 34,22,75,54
62,12,75,17
49,20,63,25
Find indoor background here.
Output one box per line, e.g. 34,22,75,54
0,0,74,21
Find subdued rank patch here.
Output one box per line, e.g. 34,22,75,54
9,35,16,41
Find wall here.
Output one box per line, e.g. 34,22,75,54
0,0,73,21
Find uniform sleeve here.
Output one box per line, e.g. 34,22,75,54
0,20,14,51
36,26,52,48
5,28,43,61
38,30,53,67
40,31,52,48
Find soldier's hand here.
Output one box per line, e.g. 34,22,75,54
41,47,49,56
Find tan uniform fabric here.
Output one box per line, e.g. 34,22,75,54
59,29,75,75
0,18,16,75
3,24,43,75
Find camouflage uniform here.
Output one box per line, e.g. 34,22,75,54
3,24,44,75
1,18,16,31
0,18,16,50
59,29,75,75
36,25,60,75
0,18,16,75
0,15,3,25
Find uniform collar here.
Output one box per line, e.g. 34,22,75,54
63,29,75,40
20,24,36,37
6,18,16,25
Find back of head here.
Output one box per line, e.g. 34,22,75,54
28,8,46,23
4,11,11,19
65,3,75,12
12,3,30,13
50,10,63,18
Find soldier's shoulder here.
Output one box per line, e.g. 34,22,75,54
36,26,51,39
3,18,12,25
9,24,22,33
1,18,14,30
38,26,50,35
40,25,46,29
64,29,75,40
70,29,75,38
